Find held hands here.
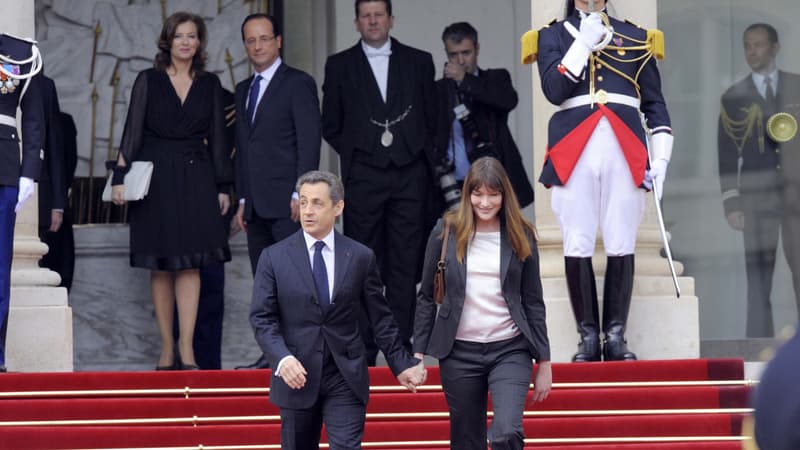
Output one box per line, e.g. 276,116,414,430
530,361,552,403
397,357,427,393
278,356,308,390
646,158,669,201
579,12,610,50
15,177,34,212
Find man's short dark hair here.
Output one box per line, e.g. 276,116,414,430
241,13,282,41
296,171,345,204
442,22,478,45
745,23,779,45
354,0,392,18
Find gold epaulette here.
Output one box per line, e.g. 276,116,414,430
520,19,556,65
520,30,539,64
647,28,665,60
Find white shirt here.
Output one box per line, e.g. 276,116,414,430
361,39,392,102
752,69,779,100
276,228,336,376
455,231,520,342
247,56,283,112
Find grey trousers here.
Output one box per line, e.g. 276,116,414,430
439,334,533,450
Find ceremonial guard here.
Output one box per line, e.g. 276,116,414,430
522,0,673,361
0,33,44,373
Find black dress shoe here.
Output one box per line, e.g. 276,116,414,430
235,354,270,369
0,365,6,373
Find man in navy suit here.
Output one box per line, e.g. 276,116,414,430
322,0,438,365
234,13,321,369
250,170,424,449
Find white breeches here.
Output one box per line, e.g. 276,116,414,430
551,117,645,257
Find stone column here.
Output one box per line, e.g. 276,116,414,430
530,0,699,361
2,5,74,372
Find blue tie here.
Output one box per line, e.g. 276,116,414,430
313,241,330,312
247,74,263,125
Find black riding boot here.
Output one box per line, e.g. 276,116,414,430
565,256,601,362
602,255,637,361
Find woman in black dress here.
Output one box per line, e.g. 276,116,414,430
111,11,232,370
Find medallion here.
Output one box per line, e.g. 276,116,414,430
381,129,394,147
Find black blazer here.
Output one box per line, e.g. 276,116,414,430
413,219,550,361
321,38,437,181
234,63,321,220
38,76,77,227
434,68,534,208
250,230,418,409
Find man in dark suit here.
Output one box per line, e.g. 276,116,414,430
754,328,800,450
38,75,77,291
322,0,437,364
718,23,800,337
250,170,424,449
0,34,44,373
234,13,321,369
433,22,534,211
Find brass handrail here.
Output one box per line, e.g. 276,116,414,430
0,379,756,399
0,408,753,427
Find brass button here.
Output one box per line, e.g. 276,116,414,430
597,76,604,82
596,63,602,69
594,89,608,104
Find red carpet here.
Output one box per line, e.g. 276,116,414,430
0,359,752,449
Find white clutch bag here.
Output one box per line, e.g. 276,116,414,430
101,161,154,202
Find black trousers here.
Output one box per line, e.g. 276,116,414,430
38,209,75,291
245,214,300,275
344,158,428,363
279,360,366,450
742,190,800,337
439,335,533,450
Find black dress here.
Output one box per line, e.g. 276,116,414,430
118,68,232,271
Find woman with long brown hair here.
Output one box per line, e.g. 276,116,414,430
110,11,232,370
414,156,551,449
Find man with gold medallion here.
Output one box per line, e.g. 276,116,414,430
521,0,673,362
718,23,800,338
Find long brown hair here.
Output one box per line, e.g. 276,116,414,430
444,157,536,263
154,11,208,74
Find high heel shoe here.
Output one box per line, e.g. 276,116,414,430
180,363,200,370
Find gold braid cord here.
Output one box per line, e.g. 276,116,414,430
587,16,656,101
720,103,764,156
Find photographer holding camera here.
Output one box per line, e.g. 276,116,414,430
433,22,534,212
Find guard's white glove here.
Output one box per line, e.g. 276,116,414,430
15,177,34,212
579,13,609,50
646,159,669,201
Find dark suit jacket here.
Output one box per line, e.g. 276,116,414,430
250,230,418,409
38,76,77,227
434,68,534,208
413,219,550,362
718,71,800,215
0,34,43,187
321,38,437,182
234,63,321,220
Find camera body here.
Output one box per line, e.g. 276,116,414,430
453,99,497,162
436,159,462,211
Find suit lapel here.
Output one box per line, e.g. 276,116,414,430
385,38,403,110
287,231,318,303
499,227,513,286
332,231,353,301
251,63,289,129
